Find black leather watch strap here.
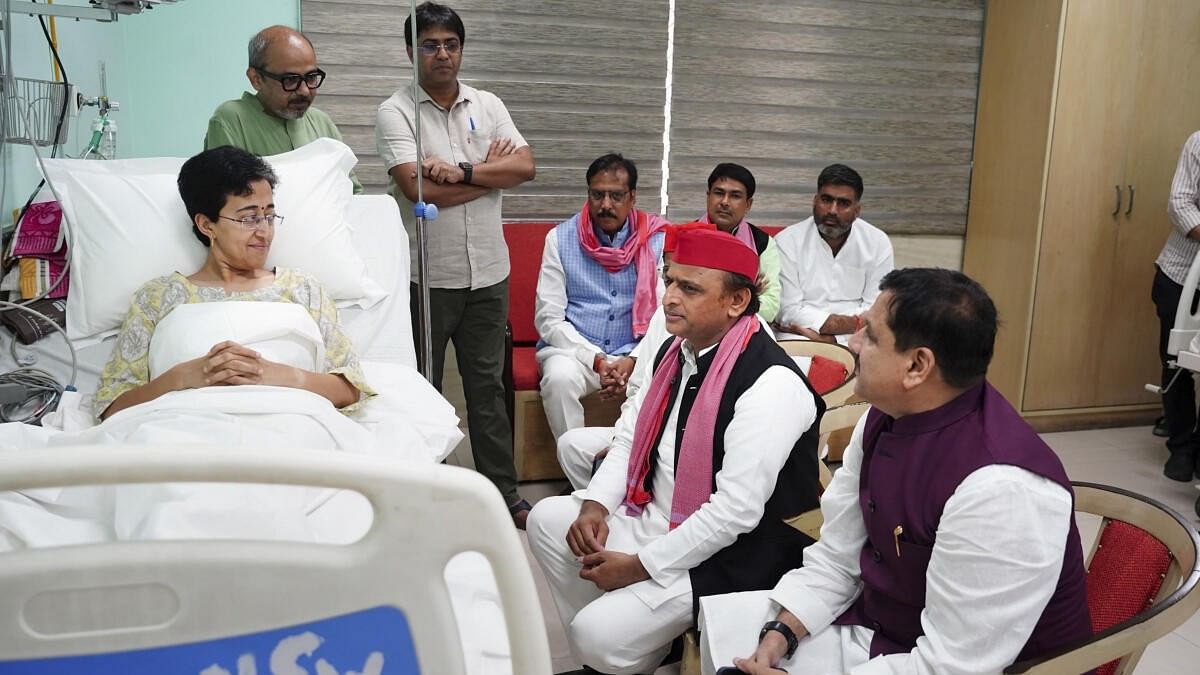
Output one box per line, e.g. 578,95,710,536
759,620,799,659
458,161,474,184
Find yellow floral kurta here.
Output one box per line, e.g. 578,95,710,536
94,268,374,418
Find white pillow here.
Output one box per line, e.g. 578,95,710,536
41,138,385,341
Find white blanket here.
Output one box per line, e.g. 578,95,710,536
0,366,523,675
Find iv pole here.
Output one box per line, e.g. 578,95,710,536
409,0,435,381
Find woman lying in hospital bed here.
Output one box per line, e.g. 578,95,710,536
0,143,460,546
94,145,372,422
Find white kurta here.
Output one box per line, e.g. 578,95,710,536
554,310,775,489
699,414,1076,675
775,217,894,345
527,335,817,674
555,306,671,488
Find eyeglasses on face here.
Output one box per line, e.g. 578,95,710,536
588,189,629,203
254,67,326,92
418,40,461,56
219,213,285,230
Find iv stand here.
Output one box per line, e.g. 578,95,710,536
410,0,435,381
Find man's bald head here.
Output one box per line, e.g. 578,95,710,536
245,25,321,120
248,26,314,71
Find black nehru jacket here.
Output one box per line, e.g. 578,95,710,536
746,222,771,257
647,327,825,618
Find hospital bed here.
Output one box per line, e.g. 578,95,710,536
0,445,551,674
0,141,539,673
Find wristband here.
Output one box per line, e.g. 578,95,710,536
592,353,606,373
759,620,799,660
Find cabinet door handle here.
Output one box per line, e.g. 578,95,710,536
1126,184,1135,215
1113,185,1122,215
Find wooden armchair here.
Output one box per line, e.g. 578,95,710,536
1006,482,1200,675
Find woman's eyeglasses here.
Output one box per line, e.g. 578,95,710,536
219,214,285,230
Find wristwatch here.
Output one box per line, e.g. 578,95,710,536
458,161,474,184
759,620,799,660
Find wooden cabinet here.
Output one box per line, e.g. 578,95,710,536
964,0,1200,428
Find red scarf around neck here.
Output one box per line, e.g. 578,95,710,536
577,204,667,338
621,314,759,528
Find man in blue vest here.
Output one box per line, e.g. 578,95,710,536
700,268,1091,675
535,154,668,440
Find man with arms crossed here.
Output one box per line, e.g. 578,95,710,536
375,1,536,526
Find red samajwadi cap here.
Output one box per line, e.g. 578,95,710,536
663,221,716,253
673,228,759,280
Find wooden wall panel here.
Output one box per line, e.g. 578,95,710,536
303,1,983,233
302,0,668,217
961,0,1065,405
667,0,984,235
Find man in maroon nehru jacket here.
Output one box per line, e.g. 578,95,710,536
527,229,825,675
701,268,1092,675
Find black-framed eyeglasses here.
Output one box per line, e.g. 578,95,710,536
418,40,461,56
588,189,628,203
254,67,326,92
219,213,284,230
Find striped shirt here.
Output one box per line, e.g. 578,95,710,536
1156,131,1200,285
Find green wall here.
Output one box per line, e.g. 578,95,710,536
3,0,300,216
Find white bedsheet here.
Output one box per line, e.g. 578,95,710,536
0,366,520,674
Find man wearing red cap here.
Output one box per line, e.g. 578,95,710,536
528,229,824,675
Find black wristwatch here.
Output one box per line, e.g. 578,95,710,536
458,161,474,184
759,620,799,659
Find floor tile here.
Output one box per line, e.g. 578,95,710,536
1133,631,1200,673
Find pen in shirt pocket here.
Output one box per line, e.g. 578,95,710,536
893,525,904,557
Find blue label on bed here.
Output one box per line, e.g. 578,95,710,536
0,605,419,674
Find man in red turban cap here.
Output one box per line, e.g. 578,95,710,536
528,229,825,675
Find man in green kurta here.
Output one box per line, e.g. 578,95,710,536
205,25,363,194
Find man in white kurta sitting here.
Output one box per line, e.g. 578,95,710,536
535,154,667,441
700,268,1093,675
775,164,893,345
528,229,824,675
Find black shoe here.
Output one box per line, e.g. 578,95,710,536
508,498,532,530
1153,416,1170,438
1164,451,1196,482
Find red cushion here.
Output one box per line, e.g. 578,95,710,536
503,222,557,344
512,345,540,391
1085,519,1171,675
759,225,785,237
808,354,848,395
